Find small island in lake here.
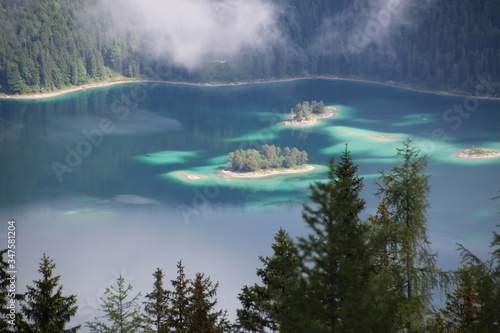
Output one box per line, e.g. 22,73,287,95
220,144,316,178
169,171,206,181
457,146,500,159
282,100,336,127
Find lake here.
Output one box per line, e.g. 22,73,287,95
0,79,499,329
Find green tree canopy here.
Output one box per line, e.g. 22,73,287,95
375,138,442,331
21,254,80,333
228,145,307,172
236,228,303,332
143,268,171,333
297,146,375,332
187,273,230,333
86,275,142,333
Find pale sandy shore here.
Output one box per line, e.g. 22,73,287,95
0,80,138,100
282,107,336,127
0,77,310,100
219,164,318,179
456,148,500,160
2,76,499,101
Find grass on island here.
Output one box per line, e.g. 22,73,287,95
465,146,496,156
457,145,500,160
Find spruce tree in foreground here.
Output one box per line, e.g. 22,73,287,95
21,254,80,332
187,273,230,333
143,268,171,333
169,261,230,333
376,138,441,331
366,201,405,332
236,228,302,332
432,227,500,332
169,261,190,332
429,265,481,332
298,147,373,332
86,275,142,333
431,198,499,331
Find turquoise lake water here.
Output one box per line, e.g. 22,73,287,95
0,79,499,326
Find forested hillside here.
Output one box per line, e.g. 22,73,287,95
0,0,192,94
1,0,499,95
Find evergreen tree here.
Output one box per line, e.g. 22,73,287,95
169,261,190,333
186,273,230,333
236,228,302,332
429,266,481,332
375,138,440,331
443,227,500,332
366,201,405,332
21,253,80,333
1,0,500,96
5,62,25,94
86,275,142,333
143,268,171,333
297,146,372,332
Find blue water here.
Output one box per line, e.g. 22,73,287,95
0,79,499,329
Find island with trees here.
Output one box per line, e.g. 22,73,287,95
3,142,500,332
220,144,315,178
457,146,500,159
282,100,336,127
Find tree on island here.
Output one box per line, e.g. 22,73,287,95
289,100,326,122
228,144,307,172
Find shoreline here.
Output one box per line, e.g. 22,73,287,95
2,76,499,101
219,164,318,179
0,79,139,100
456,148,500,160
281,106,336,127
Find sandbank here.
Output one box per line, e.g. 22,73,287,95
367,134,398,140
338,130,398,140
281,106,336,127
456,148,500,160
219,164,318,179
171,171,206,181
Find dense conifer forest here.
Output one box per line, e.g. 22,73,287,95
1,0,499,96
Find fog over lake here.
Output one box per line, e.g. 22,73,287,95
1,79,499,330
